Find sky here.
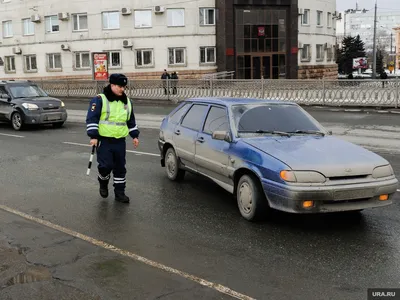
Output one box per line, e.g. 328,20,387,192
336,0,400,12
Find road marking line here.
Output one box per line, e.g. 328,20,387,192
0,204,255,300
0,132,25,138
62,142,159,157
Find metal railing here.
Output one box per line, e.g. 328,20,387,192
34,78,400,108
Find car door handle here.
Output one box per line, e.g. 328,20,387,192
197,137,205,143
174,129,181,135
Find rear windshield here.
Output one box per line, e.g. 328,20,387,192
8,85,48,98
231,103,322,134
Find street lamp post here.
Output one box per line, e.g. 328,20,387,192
372,0,377,78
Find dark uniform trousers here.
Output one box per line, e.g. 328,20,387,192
97,137,126,192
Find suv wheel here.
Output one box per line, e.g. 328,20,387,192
11,112,24,131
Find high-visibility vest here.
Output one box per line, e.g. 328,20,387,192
98,93,132,139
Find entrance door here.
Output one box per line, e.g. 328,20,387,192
252,56,271,79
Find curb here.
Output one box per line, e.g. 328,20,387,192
302,105,400,114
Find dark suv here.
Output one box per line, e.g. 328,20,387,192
0,80,68,130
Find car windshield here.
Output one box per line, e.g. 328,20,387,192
8,85,48,99
231,103,323,136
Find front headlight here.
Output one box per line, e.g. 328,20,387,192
22,103,39,110
61,101,65,107
372,165,394,178
280,170,326,183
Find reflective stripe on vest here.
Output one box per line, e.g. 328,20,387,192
97,94,132,139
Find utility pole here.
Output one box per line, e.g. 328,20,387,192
372,0,377,78
390,32,393,54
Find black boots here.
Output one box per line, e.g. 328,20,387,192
115,191,130,203
99,181,108,198
98,179,129,203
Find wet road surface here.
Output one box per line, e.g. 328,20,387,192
0,116,399,299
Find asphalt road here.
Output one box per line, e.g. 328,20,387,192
0,119,399,300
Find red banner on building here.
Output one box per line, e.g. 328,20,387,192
92,52,109,80
258,27,265,37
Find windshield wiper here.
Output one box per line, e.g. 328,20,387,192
290,130,325,136
238,130,291,137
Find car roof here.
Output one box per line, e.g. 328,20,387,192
183,97,296,107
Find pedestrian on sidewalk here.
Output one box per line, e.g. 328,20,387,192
85,73,140,203
161,69,170,95
171,71,178,95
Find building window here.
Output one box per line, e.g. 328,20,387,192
327,47,333,61
3,21,12,37
47,53,62,70
24,55,37,72
200,47,216,64
301,44,310,61
136,49,153,67
317,11,322,26
22,18,34,35
5,56,15,72
108,51,121,68
74,52,90,69
301,9,309,25
45,16,59,33
134,10,152,28
102,11,119,29
199,8,215,25
168,48,185,65
73,13,88,31
316,44,324,61
167,9,184,27
327,12,331,27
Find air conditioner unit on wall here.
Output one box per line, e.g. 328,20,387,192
61,44,70,50
58,12,70,20
121,7,132,15
154,6,165,13
298,42,303,49
31,14,41,22
298,8,303,15
122,40,133,48
12,46,22,54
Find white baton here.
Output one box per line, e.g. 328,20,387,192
86,145,96,176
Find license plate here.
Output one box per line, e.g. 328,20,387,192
333,189,374,200
45,114,61,121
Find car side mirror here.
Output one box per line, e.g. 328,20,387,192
328,130,333,135
212,130,231,142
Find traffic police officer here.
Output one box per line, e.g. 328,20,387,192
86,74,139,203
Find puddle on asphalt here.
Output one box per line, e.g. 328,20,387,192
6,266,52,286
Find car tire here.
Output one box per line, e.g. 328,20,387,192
11,111,24,131
236,174,269,221
165,147,185,181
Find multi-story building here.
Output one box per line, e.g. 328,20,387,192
393,26,400,69
297,0,338,79
0,0,217,80
215,0,338,79
0,0,337,80
336,7,400,53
